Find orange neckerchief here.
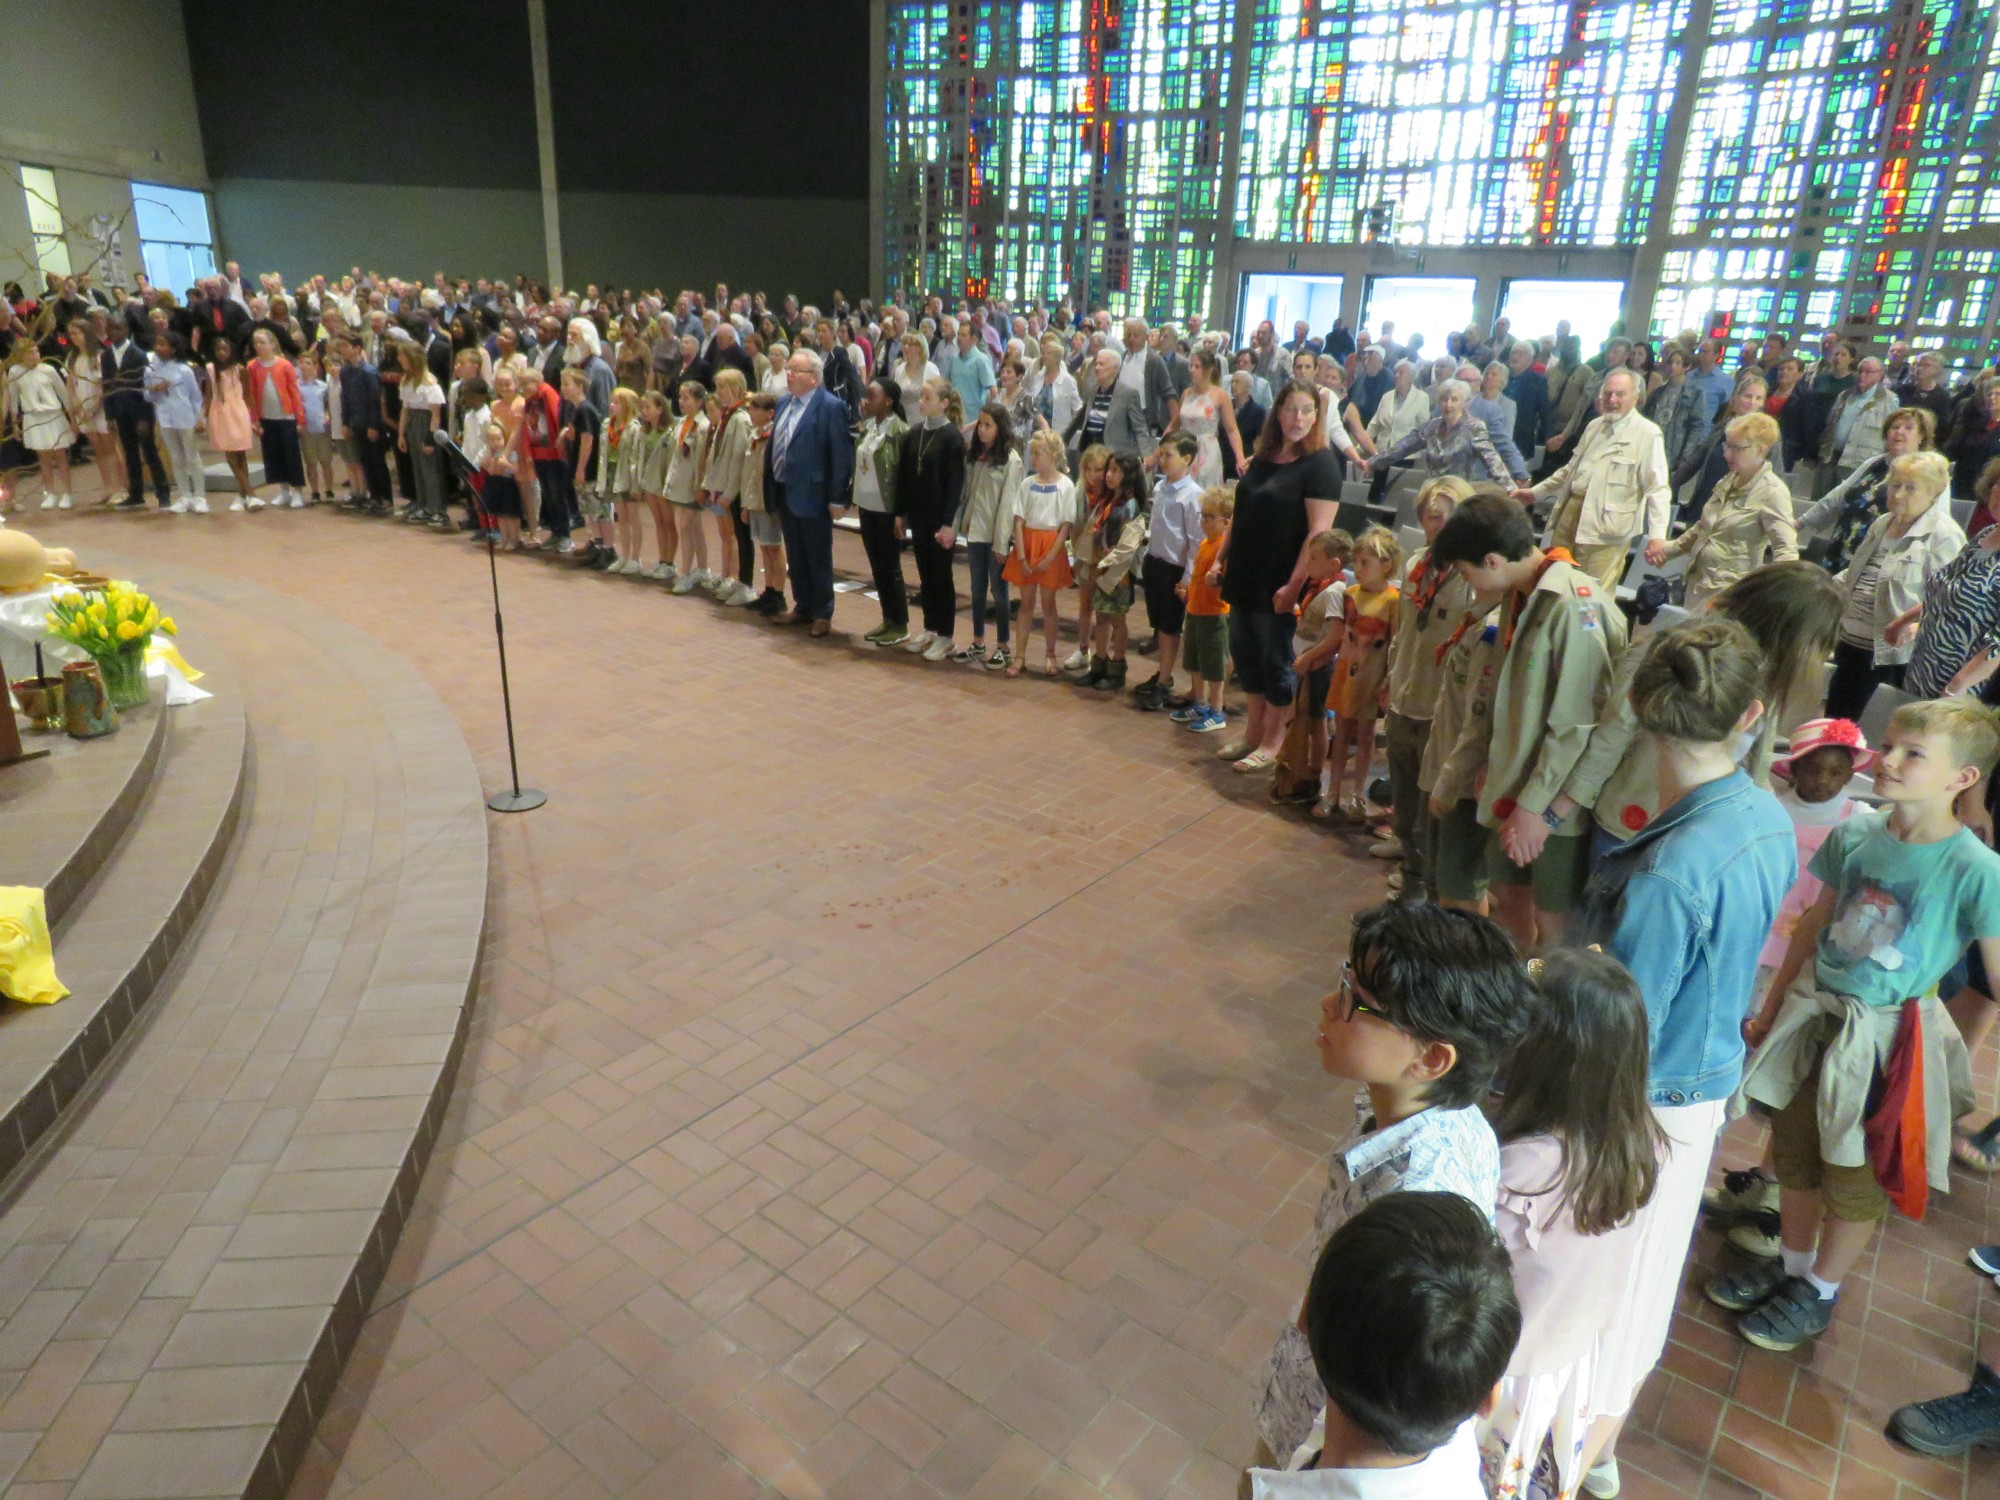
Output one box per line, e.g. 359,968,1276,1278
1501,548,1575,648
1436,547,1575,661
677,413,699,455
1405,553,1447,613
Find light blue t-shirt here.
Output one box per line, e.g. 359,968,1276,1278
1809,811,2000,1006
938,344,995,416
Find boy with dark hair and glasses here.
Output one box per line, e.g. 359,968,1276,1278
1250,904,1534,1477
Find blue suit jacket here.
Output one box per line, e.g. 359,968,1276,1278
765,387,855,517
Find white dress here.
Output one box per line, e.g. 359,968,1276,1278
68,355,109,434
1179,385,1224,486
10,364,73,451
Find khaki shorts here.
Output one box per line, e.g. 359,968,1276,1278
1486,828,1591,913
301,430,335,469
1184,613,1228,682
1768,1047,1890,1223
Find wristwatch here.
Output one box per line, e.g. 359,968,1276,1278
1540,807,1564,830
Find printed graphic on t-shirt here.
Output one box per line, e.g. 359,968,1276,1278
1822,877,1917,976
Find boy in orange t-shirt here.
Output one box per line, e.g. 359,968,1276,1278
1174,487,1236,733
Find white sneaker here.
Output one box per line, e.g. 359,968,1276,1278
922,635,954,662
650,563,675,583
246,495,266,511
57,496,71,510
731,580,757,605
192,496,209,514
1061,648,1089,671
902,630,935,654
40,496,55,510
168,497,190,514
228,499,244,512
671,572,700,594
288,491,305,509
618,559,643,575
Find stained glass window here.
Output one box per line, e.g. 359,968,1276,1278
883,0,1233,321
1233,0,1690,247
881,1,2000,363
1651,0,2000,355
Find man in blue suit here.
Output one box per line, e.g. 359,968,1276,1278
765,349,856,634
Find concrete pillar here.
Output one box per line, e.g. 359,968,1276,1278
526,0,563,291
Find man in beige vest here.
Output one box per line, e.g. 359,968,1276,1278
1516,368,1670,590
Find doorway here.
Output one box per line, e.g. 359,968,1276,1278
1236,273,1346,347
1361,276,1478,357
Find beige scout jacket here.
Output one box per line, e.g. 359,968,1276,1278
702,406,754,502
1423,608,1504,801
1386,550,1480,721
1444,559,1628,834
1533,409,1672,549
1667,461,1799,608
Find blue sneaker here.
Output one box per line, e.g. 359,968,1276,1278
1191,706,1228,733
1170,702,1202,724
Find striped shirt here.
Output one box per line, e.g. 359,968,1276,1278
1905,527,2000,698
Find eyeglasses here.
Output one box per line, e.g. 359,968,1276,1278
1338,961,1390,1024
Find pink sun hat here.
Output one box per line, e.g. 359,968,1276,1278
1774,717,1876,774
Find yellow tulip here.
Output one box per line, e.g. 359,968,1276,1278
160,617,177,636
116,621,141,641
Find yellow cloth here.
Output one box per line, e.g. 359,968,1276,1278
0,887,66,1005
144,640,202,682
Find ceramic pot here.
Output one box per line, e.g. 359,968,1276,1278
61,661,118,738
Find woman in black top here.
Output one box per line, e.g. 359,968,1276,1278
898,377,967,656
1210,381,1342,771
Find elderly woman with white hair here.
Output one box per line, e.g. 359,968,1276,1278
1366,378,1513,487
1825,448,1967,718
564,316,615,419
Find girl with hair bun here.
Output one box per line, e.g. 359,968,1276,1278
1563,616,1798,1500
1559,560,1842,845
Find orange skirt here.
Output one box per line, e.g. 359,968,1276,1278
1002,527,1073,589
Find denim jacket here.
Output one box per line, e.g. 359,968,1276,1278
1573,770,1796,1106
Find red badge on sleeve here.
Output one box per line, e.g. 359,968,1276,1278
1493,798,1517,820
1621,805,1649,830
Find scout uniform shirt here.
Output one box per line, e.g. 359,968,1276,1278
1424,607,1504,804
1449,557,1628,835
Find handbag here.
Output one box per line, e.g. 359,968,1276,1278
1269,703,1318,802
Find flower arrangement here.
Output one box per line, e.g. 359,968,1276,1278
45,582,176,709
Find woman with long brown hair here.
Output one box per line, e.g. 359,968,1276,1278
1207,381,1341,773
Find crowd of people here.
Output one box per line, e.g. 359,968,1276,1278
6,263,2000,1497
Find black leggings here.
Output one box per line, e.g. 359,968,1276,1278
1824,639,1904,721
730,499,754,585
858,509,909,628
910,524,957,636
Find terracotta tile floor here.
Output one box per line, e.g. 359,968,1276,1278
28,486,2000,1499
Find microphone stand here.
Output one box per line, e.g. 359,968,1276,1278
435,435,545,813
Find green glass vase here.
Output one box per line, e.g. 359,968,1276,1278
91,643,150,710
